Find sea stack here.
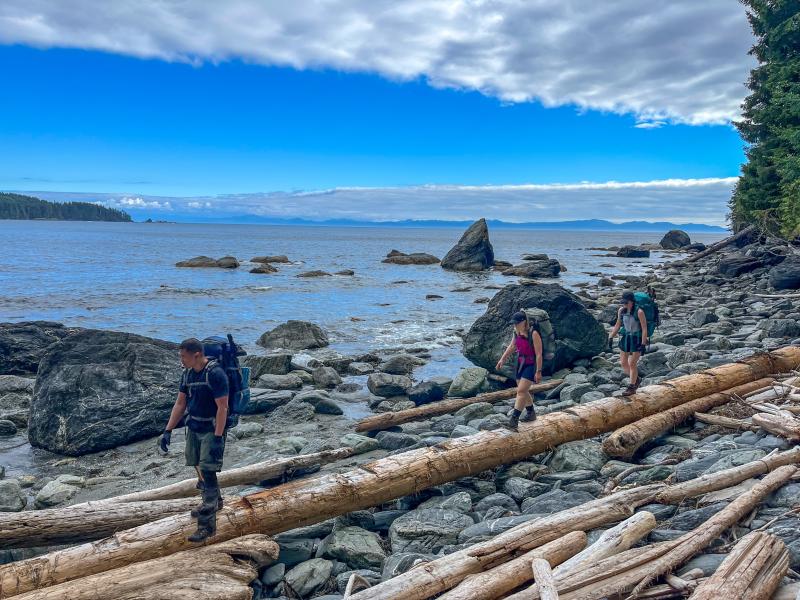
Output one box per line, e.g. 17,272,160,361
441,218,495,271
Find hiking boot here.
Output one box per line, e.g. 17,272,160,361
190,487,222,518
520,407,537,422
190,494,223,517
505,413,520,431
621,381,640,397
187,512,216,543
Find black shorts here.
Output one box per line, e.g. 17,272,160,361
619,333,643,354
516,363,536,382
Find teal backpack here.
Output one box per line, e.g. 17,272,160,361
621,290,660,338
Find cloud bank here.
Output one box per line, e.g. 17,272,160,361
0,1,754,125
34,177,736,226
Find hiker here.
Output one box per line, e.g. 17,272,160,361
160,338,229,543
495,310,543,430
609,291,649,396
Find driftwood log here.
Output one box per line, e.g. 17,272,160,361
751,412,800,442
531,559,559,600
3,347,799,597
674,225,756,265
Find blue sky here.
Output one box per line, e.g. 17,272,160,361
0,1,755,225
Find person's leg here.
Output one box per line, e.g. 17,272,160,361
188,431,224,542
518,376,538,422
629,352,641,386
509,375,535,430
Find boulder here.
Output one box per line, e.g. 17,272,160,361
256,373,303,390
616,246,650,258
35,478,80,508
0,480,25,512
257,321,329,351
215,256,239,268
367,373,412,397
0,321,77,375
382,553,436,580
380,354,424,376
175,256,239,268
340,433,380,454
0,375,32,427
770,256,800,290
762,319,800,339
503,477,549,503
249,264,277,274
251,255,290,264
242,353,293,378
408,381,446,405
382,253,441,265
389,508,474,553
375,431,420,451
284,558,333,597
323,526,387,570
660,230,691,249
502,260,562,278
0,420,16,436
419,492,473,513
441,219,495,271
297,270,332,277
28,330,181,456
688,309,719,328
548,440,607,473
243,389,294,414
336,570,382,593
521,490,596,515
448,367,488,398
313,367,342,388
463,284,606,375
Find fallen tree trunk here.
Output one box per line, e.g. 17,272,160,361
752,412,800,442
437,532,585,600
695,412,759,432
531,559,559,600
4,347,799,598
603,379,773,458
11,535,279,600
355,381,563,433
689,531,788,600
676,225,756,265
104,446,355,503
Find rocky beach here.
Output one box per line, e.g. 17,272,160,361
1,220,800,599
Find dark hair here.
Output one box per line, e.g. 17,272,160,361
620,291,635,304
179,338,204,354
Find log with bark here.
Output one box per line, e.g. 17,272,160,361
673,225,756,265
531,559,559,600
354,380,563,433
602,379,774,459
436,533,586,600
3,347,799,597
10,535,278,600
752,412,800,442
688,531,788,600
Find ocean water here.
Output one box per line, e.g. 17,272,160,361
0,221,725,377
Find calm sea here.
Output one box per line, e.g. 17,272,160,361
0,221,725,378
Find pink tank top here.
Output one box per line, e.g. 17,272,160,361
514,333,536,365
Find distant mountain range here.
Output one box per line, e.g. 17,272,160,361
164,214,727,232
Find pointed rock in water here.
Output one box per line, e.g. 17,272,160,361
441,218,495,271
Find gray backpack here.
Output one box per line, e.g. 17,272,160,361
521,308,557,364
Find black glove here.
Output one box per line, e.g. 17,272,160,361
209,435,225,463
637,343,647,354
159,430,172,453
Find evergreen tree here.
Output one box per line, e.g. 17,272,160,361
0,193,132,222
731,0,800,237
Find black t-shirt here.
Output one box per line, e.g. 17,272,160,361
179,361,229,418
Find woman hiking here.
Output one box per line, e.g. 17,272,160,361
495,311,543,431
609,291,649,396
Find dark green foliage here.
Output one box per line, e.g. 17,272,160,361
731,0,800,237
0,193,131,222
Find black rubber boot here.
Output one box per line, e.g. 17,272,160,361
520,406,537,422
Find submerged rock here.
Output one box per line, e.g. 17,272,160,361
28,330,181,456
441,218,495,271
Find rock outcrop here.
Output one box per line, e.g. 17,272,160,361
0,321,78,375
660,230,691,249
175,256,239,268
441,219,495,271
257,321,330,351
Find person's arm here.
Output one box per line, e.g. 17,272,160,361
638,308,649,346
532,331,543,383
213,395,228,436
165,392,187,431
495,337,517,370
609,307,623,338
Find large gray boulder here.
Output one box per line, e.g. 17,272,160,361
441,219,495,271
0,321,78,375
28,330,181,456
389,508,474,553
770,256,800,290
284,558,333,597
502,260,562,278
257,320,329,351
367,373,412,397
660,230,691,249
0,375,34,428
448,368,488,398
242,353,292,378
463,284,606,375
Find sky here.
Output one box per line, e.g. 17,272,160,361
0,1,757,225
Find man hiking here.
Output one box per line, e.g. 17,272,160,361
496,311,543,430
609,291,649,396
160,338,229,542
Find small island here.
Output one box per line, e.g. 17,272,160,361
0,193,132,222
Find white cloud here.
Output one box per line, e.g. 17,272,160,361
110,196,172,210
0,1,754,124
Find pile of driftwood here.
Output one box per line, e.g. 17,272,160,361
1,346,799,599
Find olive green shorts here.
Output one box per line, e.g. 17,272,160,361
185,428,225,472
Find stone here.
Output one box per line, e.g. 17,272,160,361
314,398,344,415
257,320,329,351
660,230,691,249
455,402,495,421
448,368,488,397
765,516,800,568
367,373,412,397
688,309,719,328
0,480,25,512
0,420,16,436
503,477,549,503
382,252,441,265
242,353,293,378
678,554,728,577
770,256,800,290
389,508,475,553
256,373,303,390
381,553,435,580
458,514,539,544
538,470,597,485
718,253,778,278
408,381,446,405
260,562,285,586
667,348,709,369
521,490,597,515
348,362,375,376
441,218,495,271
243,389,294,414
380,354,424,376
175,255,239,268
284,558,333,597
340,433,380,454
376,431,421,451
35,479,79,508
336,570,382,593
548,440,607,473
277,538,317,567
251,255,290,264
668,502,729,530
450,425,480,438
502,260,562,278
704,449,766,475
0,321,77,375
271,400,316,424
419,491,473,513
616,246,650,258
323,526,386,570
474,492,519,514
297,270,332,277
229,421,263,439
28,330,181,456
558,383,595,404
463,284,606,376
313,366,342,388
762,319,800,339
249,263,277,274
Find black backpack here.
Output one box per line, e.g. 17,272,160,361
188,334,250,427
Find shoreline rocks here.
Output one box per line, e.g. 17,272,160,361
175,255,239,268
